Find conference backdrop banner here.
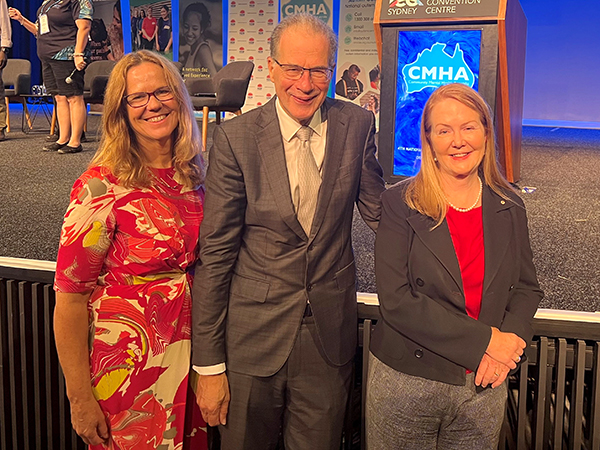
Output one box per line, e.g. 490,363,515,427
227,0,278,111
335,0,380,126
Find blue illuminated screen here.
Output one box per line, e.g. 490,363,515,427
394,30,482,177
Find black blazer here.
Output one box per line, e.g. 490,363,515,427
370,180,543,386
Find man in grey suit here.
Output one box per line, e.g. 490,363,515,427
192,13,385,449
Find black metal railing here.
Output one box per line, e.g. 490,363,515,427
2,259,600,450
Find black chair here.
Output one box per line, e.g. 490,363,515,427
186,61,254,151
82,60,116,133
3,59,32,132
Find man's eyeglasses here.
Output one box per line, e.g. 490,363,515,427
124,86,175,108
272,58,333,82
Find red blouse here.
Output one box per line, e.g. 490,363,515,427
446,206,485,320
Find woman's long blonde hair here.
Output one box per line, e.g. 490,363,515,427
405,83,513,227
90,50,205,189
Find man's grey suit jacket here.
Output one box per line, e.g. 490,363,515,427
192,97,385,377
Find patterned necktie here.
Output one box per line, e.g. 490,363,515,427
296,126,321,234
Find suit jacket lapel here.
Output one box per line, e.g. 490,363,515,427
482,186,513,295
309,99,349,238
407,213,464,292
255,100,306,238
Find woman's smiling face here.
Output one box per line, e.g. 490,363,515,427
183,12,202,47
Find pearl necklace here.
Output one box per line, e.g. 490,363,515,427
446,177,483,213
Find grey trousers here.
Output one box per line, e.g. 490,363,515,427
219,316,353,450
366,352,506,450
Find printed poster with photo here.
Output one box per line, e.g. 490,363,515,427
91,0,125,61
179,0,223,78
129,0,174,59
227,0,278,111
336,0,380,127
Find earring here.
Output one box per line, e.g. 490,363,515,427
434,157,438,162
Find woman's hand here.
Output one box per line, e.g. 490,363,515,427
8,7,23,23
74,54,86,71
476,353,510,388
70,394,110,445
485,327,525,369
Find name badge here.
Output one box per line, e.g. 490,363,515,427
39,14,50,34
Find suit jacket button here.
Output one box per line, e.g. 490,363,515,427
509,284,514,291
414,349,423,358
307,284,313,291
416,278,424,287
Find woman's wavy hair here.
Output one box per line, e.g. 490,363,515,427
405,83,514,227
90,50,204,189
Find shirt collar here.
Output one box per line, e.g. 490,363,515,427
275,98,324,143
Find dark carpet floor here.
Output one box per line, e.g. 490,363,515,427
0,111,598,312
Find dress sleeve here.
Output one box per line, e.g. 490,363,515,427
54,169,116,293
72,0,93,22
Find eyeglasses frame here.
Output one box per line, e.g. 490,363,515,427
123,86,175,108
271,58,334,82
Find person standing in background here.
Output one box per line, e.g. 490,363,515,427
106,1,123,60
0,0,11,141
9,0,92,154
141,6,157,50
156,5,172,54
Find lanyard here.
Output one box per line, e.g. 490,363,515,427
39,0,63,17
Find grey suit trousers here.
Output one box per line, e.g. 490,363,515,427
220,316,353,450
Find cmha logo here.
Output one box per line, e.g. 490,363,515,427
249,19,255,25
268,18,274,25
249,37,255,44
249,0,255,6
248,56,255,62
257,65,264,72
257,84,263,90
248,92,254,100
239,28,245,35
258,28,264,35
259,9,264,16
282,0,331,23
230,19,236,26
239,47,245,54
230,37,236,44
230,0,236,6
258,47,264,53
266,93,273,99
239,9,245,16
230,55,236,62
268,0,274,6
257,102,262,106
403,43,475,94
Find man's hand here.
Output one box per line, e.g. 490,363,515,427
196,373,230,426
475,353,510,389
69,395,110,446
0,51,7,70
485,327,525,369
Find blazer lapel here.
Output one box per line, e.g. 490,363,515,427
482,186,513,295
310,99,349,238
255,100,306,238
407,213,464,292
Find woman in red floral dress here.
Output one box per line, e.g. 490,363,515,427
54,50,207,449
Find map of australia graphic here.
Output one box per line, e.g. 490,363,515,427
402,42,475,94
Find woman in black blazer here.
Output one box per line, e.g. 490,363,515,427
366,84,543,449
